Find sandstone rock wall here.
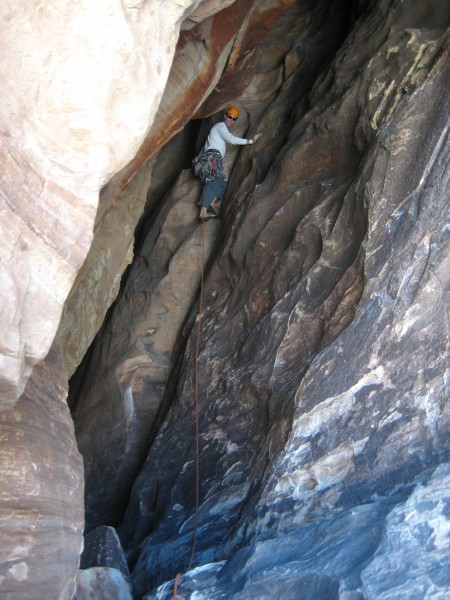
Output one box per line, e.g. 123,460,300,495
1,0,449,599
73,0,354,537
0,0,203,407
0,1,225,598
61,0,318,382
0,343,84,599
114,1,448,597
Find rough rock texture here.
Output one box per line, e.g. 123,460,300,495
57,115,198,379
73,170,220,529
109,0,448,597
0,342,84,599
1,0,450,599
94,0,261,225
74,568,133,600
80,526,131,583
147,465,450,599
56,159,154,380
360,464,450,600
65,0,327,379
73,0,353,533
0,0,216,597
0,0,203,406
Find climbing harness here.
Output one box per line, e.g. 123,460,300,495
173,191,206,599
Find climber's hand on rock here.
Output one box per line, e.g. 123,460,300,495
248,133,262,144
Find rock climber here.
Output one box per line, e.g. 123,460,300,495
195,106,262,221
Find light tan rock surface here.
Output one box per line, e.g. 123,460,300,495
0,0,201,407
0,0,221,597
0,342,84,599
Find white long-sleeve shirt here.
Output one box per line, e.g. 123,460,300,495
204,121,248,158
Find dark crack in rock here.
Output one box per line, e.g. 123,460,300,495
73,170,220,529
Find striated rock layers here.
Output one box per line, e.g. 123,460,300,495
0,0,233,598
0,0,203,407
1,0,449,599
0,342,84,599
71,0,450,598
57,0,345,381
72,0,353,533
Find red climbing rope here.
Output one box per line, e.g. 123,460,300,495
189,194,205,571
173,191,206,599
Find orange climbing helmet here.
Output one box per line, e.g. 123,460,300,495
225,106,240,119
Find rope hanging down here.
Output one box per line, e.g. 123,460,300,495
173,191,207,599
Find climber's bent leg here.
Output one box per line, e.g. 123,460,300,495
198,178,227,217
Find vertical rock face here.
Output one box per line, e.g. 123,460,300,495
1,1,449,600
104,0,447,597
0,343,84,599
74,0,354,533
73,170,220,529
65,0,346,381
0,0,200,406
0,1,223,598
